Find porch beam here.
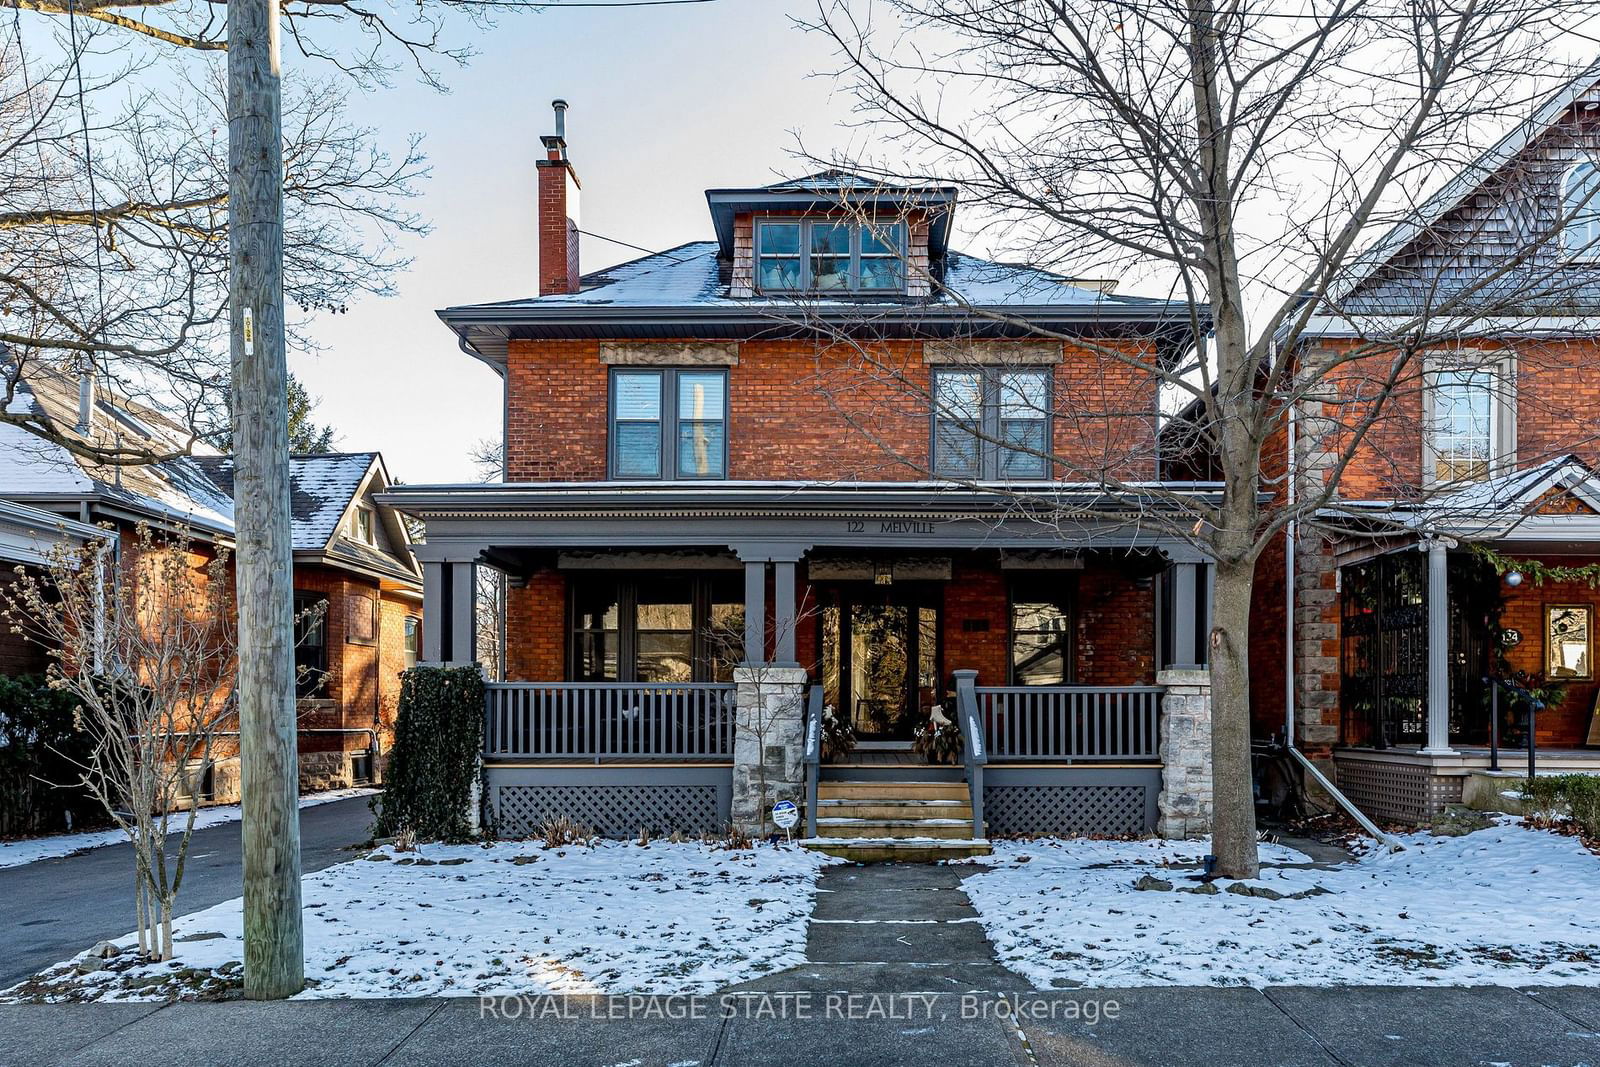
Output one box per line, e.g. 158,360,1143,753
1422,538,1456,755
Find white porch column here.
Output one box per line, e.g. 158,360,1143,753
1422,538,1456,755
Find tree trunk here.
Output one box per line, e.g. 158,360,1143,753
229,0,304,1000
1208,557,1259,879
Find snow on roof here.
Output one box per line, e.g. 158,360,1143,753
194,453,378,550
453,242,1168,313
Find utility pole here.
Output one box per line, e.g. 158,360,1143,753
228,0,304,999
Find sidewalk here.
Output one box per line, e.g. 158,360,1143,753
3,986,1598,1066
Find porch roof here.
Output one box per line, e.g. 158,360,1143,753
1316,455,1600,547
378,480,1223,562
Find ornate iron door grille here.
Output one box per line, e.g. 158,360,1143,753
1340,553,1427,747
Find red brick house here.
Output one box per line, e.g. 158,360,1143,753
1246,64,1600,825
384,104,1217,852
0,364,422,800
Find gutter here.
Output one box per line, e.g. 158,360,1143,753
1283,355,1404,852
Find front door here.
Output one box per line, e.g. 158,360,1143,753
819,584,941,740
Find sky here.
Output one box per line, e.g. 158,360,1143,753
296,0,861,483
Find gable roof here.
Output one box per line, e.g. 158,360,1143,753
192,453,379,551
1319,57,1600,314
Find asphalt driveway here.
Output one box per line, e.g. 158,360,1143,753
0,795,376,989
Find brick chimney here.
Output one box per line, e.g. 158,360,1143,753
537,99,581,296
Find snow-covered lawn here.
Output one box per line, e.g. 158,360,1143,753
963,821,1600,988
5,839,833,1002
0,788,378,870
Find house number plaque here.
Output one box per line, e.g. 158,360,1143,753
844,519,937,536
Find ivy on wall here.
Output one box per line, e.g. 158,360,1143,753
1469,543,1600,589
373,665,485,842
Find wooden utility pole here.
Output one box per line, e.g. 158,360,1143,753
228,0,304,999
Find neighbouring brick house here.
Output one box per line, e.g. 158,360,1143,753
1240,63,1600,825
383,103,1218,853
0,363,422,801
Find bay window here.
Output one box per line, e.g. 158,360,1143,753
610,368,728,480
932,367,1051,480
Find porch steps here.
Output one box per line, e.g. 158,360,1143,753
803,779,990,862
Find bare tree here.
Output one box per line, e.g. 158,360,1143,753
3,525,235,961
801,0,1600,876
0,27,424,465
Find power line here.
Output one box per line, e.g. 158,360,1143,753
577,227,688,262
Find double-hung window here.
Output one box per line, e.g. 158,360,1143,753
610,368,728,479
755,219,907,293
1426,359,1512,485
932,367,1051,480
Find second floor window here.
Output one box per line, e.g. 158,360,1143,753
610,368,728,479
932,368,1051,480
1428,364,1506,484
1562,162,1600,259
756,219,907,293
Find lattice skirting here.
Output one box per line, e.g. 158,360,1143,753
1333,757,1463,825
984,773,1158,836
484,764,733,839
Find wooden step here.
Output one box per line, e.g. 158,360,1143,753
818,781,969,801
817,799,972,821
802,839,993,863
815,817,975,840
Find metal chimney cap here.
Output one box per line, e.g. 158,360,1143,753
552,99,569,111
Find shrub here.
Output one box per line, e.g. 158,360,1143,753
373,665,485,842
1520,774,1600,838
0,674,111,838
539,815,594,849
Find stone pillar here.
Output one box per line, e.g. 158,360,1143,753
731,665,808,835
1156,667,1213,839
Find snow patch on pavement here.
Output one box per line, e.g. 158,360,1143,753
0,788,378,870
961,824,1600,988
6,839,833,1001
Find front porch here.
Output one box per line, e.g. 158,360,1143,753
384,481,1222,844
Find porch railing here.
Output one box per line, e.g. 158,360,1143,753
972,685,1164,761
483,682,737,761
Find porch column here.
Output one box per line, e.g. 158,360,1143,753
449,561,476,664
1166,560,1203,669
1422,538,1456,755
772,559,799,667
742,560,767,666
421,561,445,662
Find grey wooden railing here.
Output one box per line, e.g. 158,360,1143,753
953,670,986,838
484,682,737,761
803,685,822,839
972,684,1163,761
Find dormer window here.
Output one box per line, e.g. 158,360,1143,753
755,219,906,293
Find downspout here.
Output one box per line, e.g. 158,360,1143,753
1282,349,1403,851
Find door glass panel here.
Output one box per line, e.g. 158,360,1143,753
850,603,909,736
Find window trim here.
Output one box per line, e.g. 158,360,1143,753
608,367,729,481
1421,352,1516,488
1006,579,1076,686
930,366,1054,481
753,216,908,294
352,505,375,545
402,615,420,669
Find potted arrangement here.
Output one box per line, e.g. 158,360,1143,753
821,704,857,761
912,704,964,765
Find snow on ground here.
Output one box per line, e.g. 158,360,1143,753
962,822,1600,988
0,788,378,870
5,839,833,1002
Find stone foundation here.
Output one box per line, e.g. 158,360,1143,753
1156,668,1213,839
731,665,808,835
